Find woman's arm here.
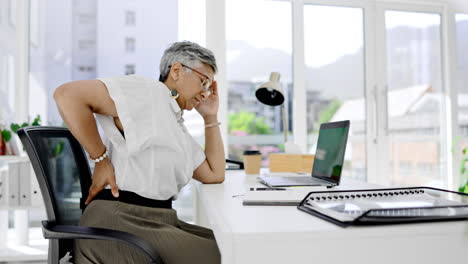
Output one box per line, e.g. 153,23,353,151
193,82,226,183
193,115,225,184
54,80,118,156
54,80,121,202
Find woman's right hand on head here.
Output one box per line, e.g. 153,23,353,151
85,159,119,205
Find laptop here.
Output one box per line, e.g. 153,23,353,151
258,120,350,188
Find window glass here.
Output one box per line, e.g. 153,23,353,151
304,5,366,181
385,11,444,187
226,0,292,166
455,13,468,192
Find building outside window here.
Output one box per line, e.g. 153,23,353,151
125,37,135,53
125,64,135,75
125,10,135,26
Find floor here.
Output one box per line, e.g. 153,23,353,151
0,227,47,264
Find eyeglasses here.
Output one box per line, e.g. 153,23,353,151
170,64,212,93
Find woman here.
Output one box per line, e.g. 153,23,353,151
54,41,224,263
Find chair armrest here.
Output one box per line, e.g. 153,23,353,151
226,159,244,170
42,220,163,264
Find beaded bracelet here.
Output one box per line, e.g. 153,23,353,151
205,122,221,128
91,148,108,163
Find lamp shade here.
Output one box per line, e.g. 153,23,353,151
255,72,284,106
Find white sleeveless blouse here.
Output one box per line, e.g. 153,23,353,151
95,75,205,200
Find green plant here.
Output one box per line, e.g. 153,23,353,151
1,115,41,151
10,115,41,134
228,111,272,135
459,146,468,193
317,99,342,128
1,129,11,142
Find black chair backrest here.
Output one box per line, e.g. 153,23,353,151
18,126,92,225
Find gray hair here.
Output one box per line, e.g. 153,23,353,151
159,41,217,82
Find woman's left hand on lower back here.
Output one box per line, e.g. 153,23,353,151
196,81,219,117
85,158,119,205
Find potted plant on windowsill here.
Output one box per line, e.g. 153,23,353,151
0,115,42,156
0,127,12,155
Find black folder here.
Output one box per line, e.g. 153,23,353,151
297,187,468,227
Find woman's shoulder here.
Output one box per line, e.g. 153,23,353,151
98,74,166,95
99,74,157,85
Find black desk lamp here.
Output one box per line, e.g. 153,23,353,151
255,72,300,153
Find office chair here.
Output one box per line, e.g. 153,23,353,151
18,126,163,264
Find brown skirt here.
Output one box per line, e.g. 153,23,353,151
75,200,221,264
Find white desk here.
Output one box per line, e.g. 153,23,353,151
194,170,468,264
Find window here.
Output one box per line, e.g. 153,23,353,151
455,13,468,190
304,5,366,181
125,64,135,75
79,66,94,72
178,0,205,46
125,10,136,26
384,10,444,187
176,0,206,144
125,37,135,53
456,14,468,137
30,0,39,47
226,0,292,166
0,54,15,124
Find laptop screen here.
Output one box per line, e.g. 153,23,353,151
311,120,350,184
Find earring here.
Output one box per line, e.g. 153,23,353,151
171,89,179,99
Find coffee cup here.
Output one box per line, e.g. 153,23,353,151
243,150,262,174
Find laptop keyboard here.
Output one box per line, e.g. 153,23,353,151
269,176,322,185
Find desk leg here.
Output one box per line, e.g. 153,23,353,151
14,209,29,245
193,187,211,229
0,210,8,247
194,183,201,225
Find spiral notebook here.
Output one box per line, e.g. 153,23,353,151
297,187,468,227
242,186,327,206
